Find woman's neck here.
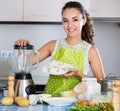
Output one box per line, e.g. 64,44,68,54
66,37,83,46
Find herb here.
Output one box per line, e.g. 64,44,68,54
66,104,100,111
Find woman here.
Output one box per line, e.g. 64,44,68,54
15,1,105,96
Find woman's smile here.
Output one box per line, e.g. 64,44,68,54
67,27,77,33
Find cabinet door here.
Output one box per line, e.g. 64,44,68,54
0,0,23,21
62,0,120,18
24,0,62,22
88,0,120,17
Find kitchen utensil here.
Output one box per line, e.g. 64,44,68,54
100,73,119,94
10,44,39,98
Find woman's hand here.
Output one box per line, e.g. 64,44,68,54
62,68,88,79
62,68,78,78
15,39,31,46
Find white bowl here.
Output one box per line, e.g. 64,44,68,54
43,60,73,75
43,97,77,106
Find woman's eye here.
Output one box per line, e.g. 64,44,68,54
73,19,78,22
63,19,68,23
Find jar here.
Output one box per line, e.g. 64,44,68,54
77,77,101,100
111,85,120,111
100,79,114,94
114,80,120,86
112,80,120,104
100,73,118,94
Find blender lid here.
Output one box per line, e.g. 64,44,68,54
14,44,34,50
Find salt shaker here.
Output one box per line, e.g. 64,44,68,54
7,75,15,98
111,80,120,111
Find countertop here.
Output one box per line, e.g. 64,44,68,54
0,92,72,111
0,103,72,111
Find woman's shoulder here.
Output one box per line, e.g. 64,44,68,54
89,46,99,53
47,40,57,44
88,46,100,60
44,38,65,52
42,40,57,53
43,40,57,49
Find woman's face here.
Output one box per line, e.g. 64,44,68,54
62,8,86,38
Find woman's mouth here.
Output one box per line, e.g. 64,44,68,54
68,28,76,33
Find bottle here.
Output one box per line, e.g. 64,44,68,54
111,80,120,111
111,86,120,104
7,75,15,98
77,77,101,100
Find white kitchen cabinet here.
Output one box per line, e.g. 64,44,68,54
24,0,62,22
0,0,120,22
88,0,120,17
62,0,120,18
0,0,23,21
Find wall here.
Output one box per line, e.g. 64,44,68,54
116,24,120,74
0,22,120,84
93,22,120,76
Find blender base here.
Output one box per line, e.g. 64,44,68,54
14,73,36,98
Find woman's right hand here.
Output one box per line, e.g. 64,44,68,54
15,39,31,46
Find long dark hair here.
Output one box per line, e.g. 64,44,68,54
62,1,95,45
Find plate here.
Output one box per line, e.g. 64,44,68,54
42,60,73,75
29,94,51,105
38,94,51,103
43,97,77,106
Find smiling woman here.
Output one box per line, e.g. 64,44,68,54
15,1,105,97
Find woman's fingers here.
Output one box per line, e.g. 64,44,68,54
15,39,30,46
62,69,77,78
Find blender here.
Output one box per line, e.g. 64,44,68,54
12,44,39,98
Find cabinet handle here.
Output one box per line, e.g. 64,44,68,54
32,13,51,17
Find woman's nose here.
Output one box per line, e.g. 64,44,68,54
68,21,73,27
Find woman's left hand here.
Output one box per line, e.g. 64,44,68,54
61,68,78,78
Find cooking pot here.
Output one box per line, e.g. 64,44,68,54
100,73,120,94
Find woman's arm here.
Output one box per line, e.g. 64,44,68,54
33,40,57,64
88,46,105,81
15,39,57,64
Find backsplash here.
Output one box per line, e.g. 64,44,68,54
0,22,120,84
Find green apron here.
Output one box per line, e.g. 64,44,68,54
44,39,85,96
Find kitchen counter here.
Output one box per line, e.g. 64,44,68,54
0,93,72,111
0,103,72,111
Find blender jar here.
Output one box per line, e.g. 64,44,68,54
13,44,34,73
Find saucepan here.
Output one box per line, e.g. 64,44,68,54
100,73,120,94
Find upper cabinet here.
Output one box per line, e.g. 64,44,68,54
0,0,23,21
24,0,62,22
62,0,120,18
0,0,120,22
87,0,120,18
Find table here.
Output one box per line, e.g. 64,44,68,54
0,104,72,111
0,93,72,111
